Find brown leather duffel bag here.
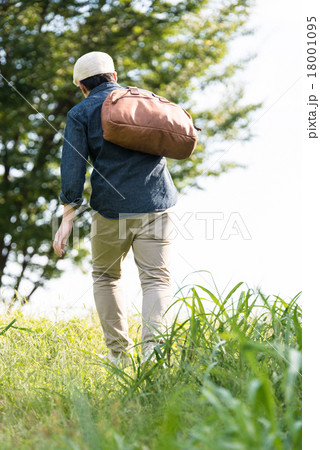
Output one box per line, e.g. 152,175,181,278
101,86,200,160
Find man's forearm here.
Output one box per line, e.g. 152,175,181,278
63,203,76,221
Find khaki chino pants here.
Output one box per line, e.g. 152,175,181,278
90,208,174,356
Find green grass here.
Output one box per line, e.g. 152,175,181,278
0,282,302,450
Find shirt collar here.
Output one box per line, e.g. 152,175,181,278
87,81,121,97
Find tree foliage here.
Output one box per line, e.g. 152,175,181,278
0,0,261,300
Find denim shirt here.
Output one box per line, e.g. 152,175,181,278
59,81,178,219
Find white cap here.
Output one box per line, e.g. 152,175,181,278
73,51,115,86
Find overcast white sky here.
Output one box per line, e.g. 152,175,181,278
22,0,302,319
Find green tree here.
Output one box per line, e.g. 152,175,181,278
0,0,261,301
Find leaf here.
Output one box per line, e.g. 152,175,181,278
0,319,17,336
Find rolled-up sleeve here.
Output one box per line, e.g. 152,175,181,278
59,111,88,209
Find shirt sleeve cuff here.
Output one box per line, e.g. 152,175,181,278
59,192,83,209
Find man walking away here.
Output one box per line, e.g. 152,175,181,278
53,52,178,366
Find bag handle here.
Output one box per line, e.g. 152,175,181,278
151,92,170,103
112,87,139,104
126,86,140,95
113,87,202,131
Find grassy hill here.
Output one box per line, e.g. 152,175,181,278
0,283,302,449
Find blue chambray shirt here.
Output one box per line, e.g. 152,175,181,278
59,81,178,218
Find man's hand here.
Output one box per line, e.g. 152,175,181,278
53,218,73,257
